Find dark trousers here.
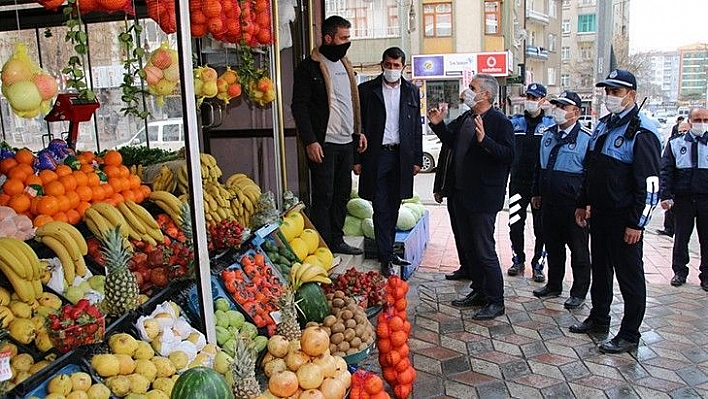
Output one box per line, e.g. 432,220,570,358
542,204,591,298
308,143,353,248
588,211,646,343
509,181,544,266
373,149,402,262
447,191,470,273
454,194,504,305
671,197,708,282
663,208,675,234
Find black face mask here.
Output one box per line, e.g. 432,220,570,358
319,42,351,62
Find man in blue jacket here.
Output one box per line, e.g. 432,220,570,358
570,69,662,354
354,47,423,278
531,91,591,310
507,83,555,282
660,107,708,291
428,74,515,319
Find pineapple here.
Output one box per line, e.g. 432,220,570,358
180,201,192,245
231,334,260,399
101,227,139,317
276,288,301,341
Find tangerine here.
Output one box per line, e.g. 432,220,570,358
30,196,41,214
80,164,95,173
39,169,59,185
76,185,92,202
0,158,18,174
129,175,141,190
131,189,144,204
103,150,122,166
72,170,88,186
101,183,114,198
139,185,151,199
24,174,42,187
76,201,91,216
52,212,68,223
37,196,60,216
2,178,25,196
59,175,77,192
33,214,54,228
0,194,9,206
7,165,31,181
86,172,100,187
66,209,81,225
66,191,80,209
107,177,122,194
14,149,35,165
8,194,30,213
44,181,65,197
90,185,105,202
121,189,136,203
55,165,73,177
57,195,71,213
103,165,121,178
112,193,125,204
118,165,130,178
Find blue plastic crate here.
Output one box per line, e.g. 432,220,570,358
364,211,429,280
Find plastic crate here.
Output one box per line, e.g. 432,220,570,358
364,211,429,280
12,349,100,399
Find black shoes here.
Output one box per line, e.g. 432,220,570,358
445,269,471,280
656,229,674,237
569,318,610,334
507,262,524,276
599,336,638,354
533,286,562,298
451,291,486,308
390,254,411,266
564,296,585,309
380,262,395,278
473,303,505,320
532,268,546,282
670,274,686,287
702,280,708,292
332,242,363,255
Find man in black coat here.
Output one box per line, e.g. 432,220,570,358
428,74,515,319
354,47,423,277
291,16,367,255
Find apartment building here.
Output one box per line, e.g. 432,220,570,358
559,0,598,113
522,0,562,96
678,43,708,103
648,51,680,103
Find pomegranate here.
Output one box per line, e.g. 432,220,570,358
300,326,329,357
285,349,310,372
296,363,323,390
319,377,346,399
267,335,289,358
268,370,299,397
299,389,326,399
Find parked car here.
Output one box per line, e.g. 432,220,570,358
119,118,184,151
421,134,442,173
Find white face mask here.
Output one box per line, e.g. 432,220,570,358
605,94,627,114
465,90,485,109
383,68,401,83
552,107,568,125
524,100,541,113
459,103,471,112
691,123,708,137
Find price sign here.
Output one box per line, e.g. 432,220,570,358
0,350,12,382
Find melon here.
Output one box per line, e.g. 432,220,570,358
170,367,233,399
303,255,324,270
289,238,308,262
295,283,329,325
287,212,305,235
299,229,319,254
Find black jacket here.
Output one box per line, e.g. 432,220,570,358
509,112,555,185
660,133,708,200
432,111,473,197
355,75,423,201
430,107,515,213
291,48,361,149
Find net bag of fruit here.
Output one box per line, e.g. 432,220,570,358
1,43,58,118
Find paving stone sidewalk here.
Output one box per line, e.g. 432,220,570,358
400,205,708,398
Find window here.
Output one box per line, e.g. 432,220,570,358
424,3,452,37
548,68,556,86
388,6,399,36
580,43,593,60
547,34,556,52
484,1,501,35
163,124,181,142
562,0,571,7
561,46,570,60
528,31,536,46
581,74,593,87
548,0,557,18
581,0,596,5
561,19,570,34
561,73,570,87
578,14,596,33
148,126,159,143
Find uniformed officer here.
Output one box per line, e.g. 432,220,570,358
570,69,662,354
507,83,555,282
530,91,591,309
660,107,708,291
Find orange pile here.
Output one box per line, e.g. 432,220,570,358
0,149,151,228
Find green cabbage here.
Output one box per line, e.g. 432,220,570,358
402,193,420,204
361,218,375,239
396,207,417,231
343,215,363,236
346,198,374,219
401,203,422,220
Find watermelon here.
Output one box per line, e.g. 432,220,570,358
171,367,234,399
295,282,330,325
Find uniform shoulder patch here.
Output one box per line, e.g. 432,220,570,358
579,126,592,135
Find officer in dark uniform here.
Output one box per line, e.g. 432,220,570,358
660,107,708,291
531,91,592,310
508,83,555,282
570,69,662,354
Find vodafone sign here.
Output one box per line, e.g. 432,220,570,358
476,52,509,77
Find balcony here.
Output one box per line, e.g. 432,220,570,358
526,9,550,25
526,46,549,60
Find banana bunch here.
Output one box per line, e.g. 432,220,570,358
35,221,88,285
200,152,223,182
175,163,189,195
150,190,184,226
129,164,145,180
290,261,332,291
151,164,177,193
225,173,262,228
0,237,43,303
203,181,235,224
117,200,165,246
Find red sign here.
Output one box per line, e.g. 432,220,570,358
476,53,509,76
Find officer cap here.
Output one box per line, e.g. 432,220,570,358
595,69,637,90
525,83,547,98
550,91,582,107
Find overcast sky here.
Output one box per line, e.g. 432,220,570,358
629,0,708,53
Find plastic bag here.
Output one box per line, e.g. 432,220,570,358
1,43,58,119
146,0,176,34
76,0,135,15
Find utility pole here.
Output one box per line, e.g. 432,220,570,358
593,0,614,118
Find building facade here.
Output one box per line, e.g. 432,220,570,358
559,0,598,114
648,51,680,103
678,43,708,104
522,0,562,96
